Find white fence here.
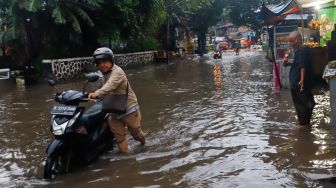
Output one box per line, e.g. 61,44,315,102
42,51,156,80
0,68,10,80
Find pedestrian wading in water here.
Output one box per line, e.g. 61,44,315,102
88,47,145,153
288,31,315,127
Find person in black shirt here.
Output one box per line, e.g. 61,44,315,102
288,31,315,127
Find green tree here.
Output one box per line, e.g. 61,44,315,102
187,0,226,56
0,0,103,66
54,0,164,52
0,0,184,69
92,0,166,52
160,0,219,52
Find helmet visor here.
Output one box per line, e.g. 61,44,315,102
93,54,113,63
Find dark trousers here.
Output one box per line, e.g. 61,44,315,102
291,89,315,125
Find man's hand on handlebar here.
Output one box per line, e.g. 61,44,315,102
88,92,99,99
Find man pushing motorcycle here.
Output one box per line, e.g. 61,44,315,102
88,47,145,153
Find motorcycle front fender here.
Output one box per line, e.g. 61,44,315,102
46,139,64,157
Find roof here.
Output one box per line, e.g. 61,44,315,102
258,4,276,21
271,0,300,15
257,0,305,24
259,0,335,22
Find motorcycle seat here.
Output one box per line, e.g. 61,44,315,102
81,101,107,130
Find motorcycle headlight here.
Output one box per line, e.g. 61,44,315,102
52,112,80,135
53,120,68,135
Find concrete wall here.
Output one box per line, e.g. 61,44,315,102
42,51,156,80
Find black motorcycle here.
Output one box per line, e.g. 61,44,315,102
44,74,114,179
213,49,222,59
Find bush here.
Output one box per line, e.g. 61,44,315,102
120,36,162,53
142,36,162,51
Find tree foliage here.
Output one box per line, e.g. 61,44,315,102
0,0,166,66
0,0,282,67
190,0,226,55
159,0,225,54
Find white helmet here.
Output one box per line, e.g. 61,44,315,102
93,47,114,64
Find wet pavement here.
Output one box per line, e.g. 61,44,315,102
1,50,336,187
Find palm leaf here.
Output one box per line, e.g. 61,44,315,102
22,0,42,12
69,14,81,33
9,0,19,16
153,0,164,9
83,0,104,7
74,7,94,27
52,6,66,24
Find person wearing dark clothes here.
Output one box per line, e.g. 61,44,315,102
288,31,315,127
327,25,336,61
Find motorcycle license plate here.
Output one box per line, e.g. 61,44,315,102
51,105,77,116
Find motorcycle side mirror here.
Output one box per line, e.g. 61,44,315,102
48,79,60,95
48,80,56,86
83,73,100,94
86,74,100,83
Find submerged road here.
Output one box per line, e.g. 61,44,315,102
0,50,335,187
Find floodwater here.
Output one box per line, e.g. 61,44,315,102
1,50,336,187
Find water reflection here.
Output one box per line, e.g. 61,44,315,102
294,128,319,165
213,63,222,92
0,51,335,187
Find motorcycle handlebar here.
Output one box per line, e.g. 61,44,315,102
47,92,97,103
81,98,96,102
82,93,98,102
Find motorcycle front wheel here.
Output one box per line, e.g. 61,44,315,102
44,155,59,180
44,151,71,180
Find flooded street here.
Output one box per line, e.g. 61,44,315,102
1,50,336,187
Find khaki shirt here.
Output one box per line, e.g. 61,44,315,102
95,64,138,109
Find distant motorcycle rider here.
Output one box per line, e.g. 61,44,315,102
88,47,145,153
